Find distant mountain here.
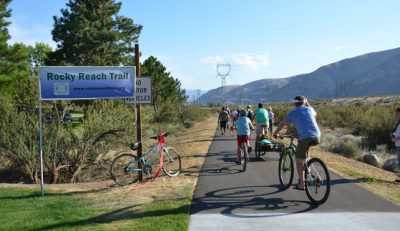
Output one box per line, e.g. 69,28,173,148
198,47,400,104
196,85,240,104
185,89,207,103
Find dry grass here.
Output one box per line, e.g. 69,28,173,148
312,147,400,205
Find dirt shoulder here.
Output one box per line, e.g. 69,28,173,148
312,147,400,205
0,117,218,209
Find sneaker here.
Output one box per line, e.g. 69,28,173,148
294,182,305,190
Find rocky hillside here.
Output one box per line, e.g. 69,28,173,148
199,47,400,104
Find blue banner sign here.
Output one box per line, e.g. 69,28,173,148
39,66,135,100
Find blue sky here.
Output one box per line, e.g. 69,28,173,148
8,0,400,90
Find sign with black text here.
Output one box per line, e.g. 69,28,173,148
125,76,153,104
39,66,135,100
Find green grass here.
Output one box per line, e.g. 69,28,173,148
0,188,95,231
0,188,190,231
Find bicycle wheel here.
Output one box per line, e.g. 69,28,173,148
305,158,331,205
242,143,248,172
110,153,141,186
278,150,294,190
163,147,182,176
255,142,261,160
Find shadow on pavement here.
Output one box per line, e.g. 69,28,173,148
191,185,318,217
184,162,241,177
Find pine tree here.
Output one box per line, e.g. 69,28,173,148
48,0,142,66
141,56,187,110
0,0,12,91
0,0,11,54
0,0,31,94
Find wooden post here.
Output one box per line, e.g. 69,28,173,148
135,43,143,181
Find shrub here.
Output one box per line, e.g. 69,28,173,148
153,100,179,123
311,103,398,149
321,134,337,143
152,100,210,128
176,104,209,128
340,134,362,143
0,94,40,183
329,141,361,158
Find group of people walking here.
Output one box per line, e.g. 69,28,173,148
218,104,274,137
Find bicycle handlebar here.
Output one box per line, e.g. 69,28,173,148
150,132,170,140
275,134,295,139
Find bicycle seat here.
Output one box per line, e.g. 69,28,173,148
130,142,141,151
150,132,170,140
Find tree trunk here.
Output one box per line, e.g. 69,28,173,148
52,168,59,184
32,169,39,184
51,165,69,184
70,164,83,183
25,164,38,184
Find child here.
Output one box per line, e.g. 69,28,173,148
235,110,254,163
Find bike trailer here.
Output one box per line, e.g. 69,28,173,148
260,139,283,152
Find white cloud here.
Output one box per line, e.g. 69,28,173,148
231,53,270,71
200,52,270,71
200,55,226,64
317,56,327,60
8,19,56,48
335,46,343,51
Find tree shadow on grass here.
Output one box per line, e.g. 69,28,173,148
30,203,190,231
0,186,115,200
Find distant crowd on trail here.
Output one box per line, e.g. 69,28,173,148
217,96,400,184
217,104,274,137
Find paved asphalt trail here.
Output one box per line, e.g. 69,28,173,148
189,130,400,231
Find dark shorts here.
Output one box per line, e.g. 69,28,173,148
296,137,320,159
237,135,250,147
269,120,273,132
220,121,227,129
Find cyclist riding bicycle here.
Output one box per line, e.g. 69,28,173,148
236,110,254,164
273,95,321,190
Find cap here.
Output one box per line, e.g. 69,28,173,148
292,95,305,104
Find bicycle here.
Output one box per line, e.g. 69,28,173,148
110,132,182,186
238,135,249,172
277,134,331,205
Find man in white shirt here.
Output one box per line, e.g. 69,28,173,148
230,107,239,124
391,107,400,183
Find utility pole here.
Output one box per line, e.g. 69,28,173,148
217,63,231,105
135,44,143,181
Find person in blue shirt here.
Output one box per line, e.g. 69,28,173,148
273,95,321,190
235,110,254,163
